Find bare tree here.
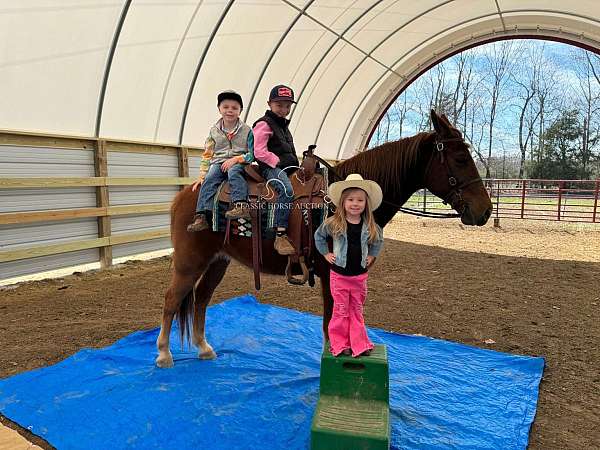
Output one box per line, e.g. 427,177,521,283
511,42,557,178
451,50,478,128
573,49,600,177
393,91,410,137
481,41,520,178
368,40,600,180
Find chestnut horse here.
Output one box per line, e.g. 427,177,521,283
155,110,492,368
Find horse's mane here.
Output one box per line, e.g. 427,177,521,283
336,132,432,197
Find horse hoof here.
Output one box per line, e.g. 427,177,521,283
155,354,174,368
199,349,217,360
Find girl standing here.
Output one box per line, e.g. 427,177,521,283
314,174,384,357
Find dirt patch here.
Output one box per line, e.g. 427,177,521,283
1,217,599,449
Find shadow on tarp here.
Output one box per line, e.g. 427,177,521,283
0,295,544,450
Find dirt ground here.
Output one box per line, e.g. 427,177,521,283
1,216,599,449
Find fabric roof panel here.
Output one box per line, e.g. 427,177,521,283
339,71,389,159
343,0,445,52
100,2,201,142
1,1,600,161
0,1,121,136
137,2,229,144
291,42,365,151
244,17,339,124
370,0,500,66
312,59,388,159
501,12,600,42
304,0,381,33
287,20,339,89
498,1,600,20
182,0,298,146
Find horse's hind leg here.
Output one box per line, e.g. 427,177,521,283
192,254,231,359
156,269,199,368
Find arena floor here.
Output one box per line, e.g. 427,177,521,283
1,216,599,449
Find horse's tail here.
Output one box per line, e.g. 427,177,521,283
175,283,195,346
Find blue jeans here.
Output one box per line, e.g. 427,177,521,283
196,163,248,213
261,166,294,229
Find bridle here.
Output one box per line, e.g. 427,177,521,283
423,135,483,215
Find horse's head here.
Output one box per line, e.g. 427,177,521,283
425,110,492,226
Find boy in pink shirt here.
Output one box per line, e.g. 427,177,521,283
252,85,299,256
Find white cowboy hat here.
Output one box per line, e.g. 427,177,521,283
328,174,383,210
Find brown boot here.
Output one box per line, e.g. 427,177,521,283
274,234,295,256
225,202,251,220
187,214,210,232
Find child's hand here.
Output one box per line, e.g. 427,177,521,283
191,179,202,192
221,157,239,172
366,255,376,268
324,252,336,264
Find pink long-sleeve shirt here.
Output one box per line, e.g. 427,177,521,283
252,121,280,168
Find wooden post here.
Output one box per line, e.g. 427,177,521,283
95,140,112,268
178,147,189,191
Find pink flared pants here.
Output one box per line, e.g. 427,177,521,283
328,270,374,357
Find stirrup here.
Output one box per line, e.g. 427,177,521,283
285,256,309,285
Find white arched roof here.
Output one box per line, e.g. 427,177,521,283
2,1,600,160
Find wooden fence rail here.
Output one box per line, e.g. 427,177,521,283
0,130,200,272
0,129,339,278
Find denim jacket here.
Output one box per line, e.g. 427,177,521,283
314,220,384,269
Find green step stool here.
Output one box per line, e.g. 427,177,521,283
311,344,390,450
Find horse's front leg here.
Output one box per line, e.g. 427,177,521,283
192,255,231,359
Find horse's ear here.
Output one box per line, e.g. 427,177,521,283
430,109,447,135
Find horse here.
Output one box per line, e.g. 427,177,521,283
155,110,493,368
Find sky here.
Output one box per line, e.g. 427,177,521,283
369,39,600,167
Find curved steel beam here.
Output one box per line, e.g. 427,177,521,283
312,0,455,145
153,0,204,141
337,12,600,159
288,0,386,123
178,0,235,145
296,0,457,138
243,0,316,122
95,0,132,137
287,0,362,88
279,0,398,75
494,0,506,31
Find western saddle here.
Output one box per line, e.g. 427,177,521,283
216,145,327,290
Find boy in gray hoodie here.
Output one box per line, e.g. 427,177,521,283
188,91,254,232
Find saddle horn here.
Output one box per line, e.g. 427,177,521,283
304,144,317,157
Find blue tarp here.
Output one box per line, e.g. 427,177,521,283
0,295,544,449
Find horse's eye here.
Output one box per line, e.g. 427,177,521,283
455,157,470,165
